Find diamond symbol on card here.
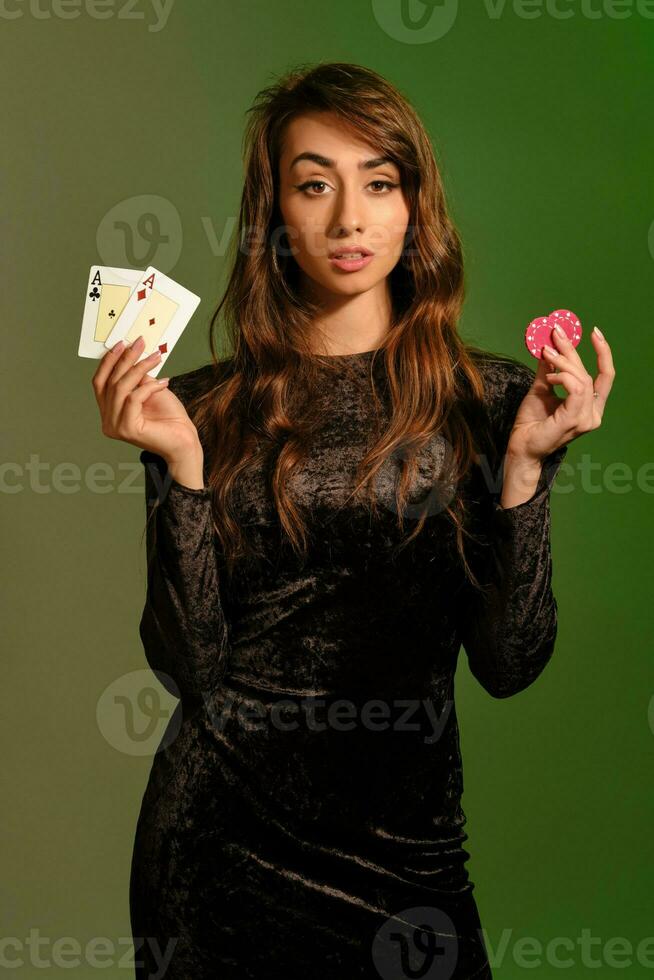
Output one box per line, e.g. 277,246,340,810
137,289,146,301
149,318,155,326
158,343,167,354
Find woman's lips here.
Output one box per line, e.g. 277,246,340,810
328,253,374,272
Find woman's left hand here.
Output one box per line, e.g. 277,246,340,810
506,324,616,462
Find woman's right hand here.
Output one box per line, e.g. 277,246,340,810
92,335,202,464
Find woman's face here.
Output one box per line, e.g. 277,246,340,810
277,112,411,299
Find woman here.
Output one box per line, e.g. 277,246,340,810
93,63,614,979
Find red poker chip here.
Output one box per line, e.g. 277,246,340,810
525,315,554,359
524,307,583,359
548,308,582,346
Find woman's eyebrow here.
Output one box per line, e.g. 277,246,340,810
289,152,396,171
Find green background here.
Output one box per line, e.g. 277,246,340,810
3,1,652,976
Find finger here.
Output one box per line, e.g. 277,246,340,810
543,338,589,385
108,335,149,386
533,356,551,385
589,326,616,403
550,321,588,373
544,368,594,418
118,348,164,390
541,346,587,388
107,349,164,428
91,340,128,399
534,355,566,392
121,377,170,433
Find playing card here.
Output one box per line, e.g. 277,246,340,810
78,266,143,358
103,266,201,378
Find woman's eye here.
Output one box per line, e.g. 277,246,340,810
301,181,329,195
369,180,398,193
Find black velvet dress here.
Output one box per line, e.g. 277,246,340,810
129,348,567,979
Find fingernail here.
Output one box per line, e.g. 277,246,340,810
543,345,558,357
112,340,125,353
553,323,566,338
157,377,170,384
593,326,605,341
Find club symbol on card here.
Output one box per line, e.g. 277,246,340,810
108,309,116,319
89,287,100,302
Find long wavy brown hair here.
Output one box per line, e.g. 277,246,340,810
179,61,507,589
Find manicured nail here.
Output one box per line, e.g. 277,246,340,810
553,323,566,338
112,340,125,353
593,326,605,341
156,377,170,384
543,345,558,357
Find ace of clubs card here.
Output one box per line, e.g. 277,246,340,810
78,266,143,358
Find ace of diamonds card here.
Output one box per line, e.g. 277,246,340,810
103,266,201,377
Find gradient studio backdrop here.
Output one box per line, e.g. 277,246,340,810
3,2,652,977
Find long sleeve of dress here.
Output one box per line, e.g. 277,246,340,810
459,360,568,699
139,445,230,702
